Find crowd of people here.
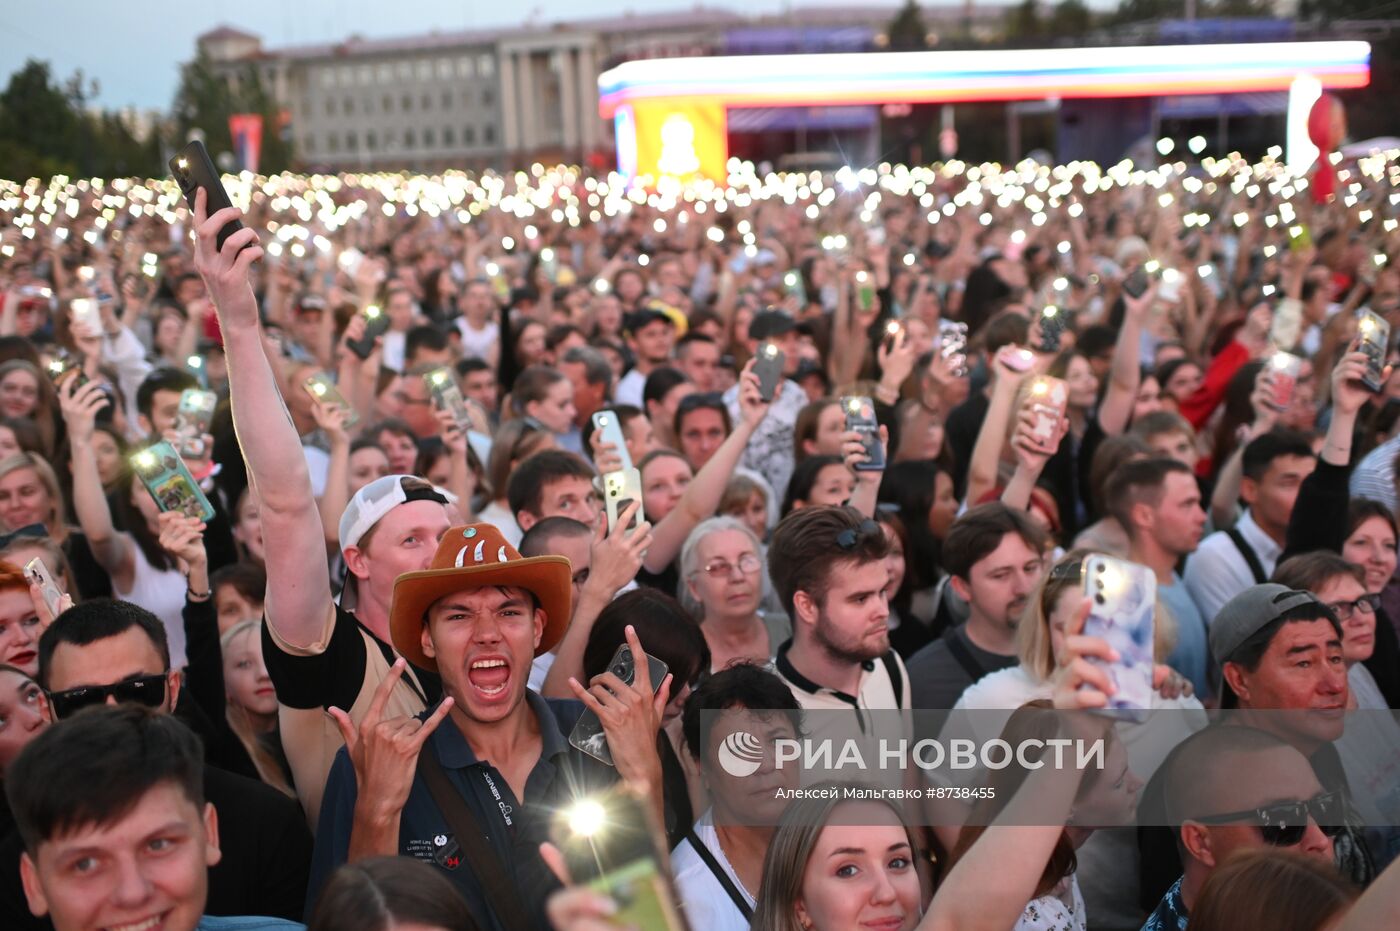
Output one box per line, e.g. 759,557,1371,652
1,146,1400,930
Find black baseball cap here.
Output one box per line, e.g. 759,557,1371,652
749,308,797,341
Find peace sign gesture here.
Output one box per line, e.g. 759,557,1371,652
329,658,455,817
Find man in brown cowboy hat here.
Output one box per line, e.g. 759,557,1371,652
310,521,671,931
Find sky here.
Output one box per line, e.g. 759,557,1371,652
2,0,1128,113
0,0,904,112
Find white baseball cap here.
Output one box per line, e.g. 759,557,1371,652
339,474,449,553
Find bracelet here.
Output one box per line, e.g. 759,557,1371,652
186,587,211,601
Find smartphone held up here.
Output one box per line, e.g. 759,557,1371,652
169,140,245,252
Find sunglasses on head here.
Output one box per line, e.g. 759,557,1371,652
1194,791,1346,847
46,674,168,720
836,519,882,551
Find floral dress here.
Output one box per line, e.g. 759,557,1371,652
1016,874,1087,931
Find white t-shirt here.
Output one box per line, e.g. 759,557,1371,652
672,811,754,931
614,368,647,409
456,318,500,361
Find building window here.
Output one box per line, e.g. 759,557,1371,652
338,65,353,86
437,58,453,80
464,126,476,145
377,63,393,83
402,94,412,112
397,61,412,80
482,88,494,106
458,55,475,78
479,54,494,76
343,97,354,114
442,90,453,110
327,133,339,153
320,68,336,88
383,94,393,113
417,60,432,81
421,93,431,110
444,127,455,146
346,131,358,150
358,65,372,85
367,131,377,151
424,128,436,148
302,135,315,155
405,129,416,148
483,125,496,144
325,98,335,117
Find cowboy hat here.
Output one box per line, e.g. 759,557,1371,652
389,523,572,672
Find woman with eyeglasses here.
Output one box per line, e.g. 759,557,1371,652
1274,553,1389,710
680,517,791,672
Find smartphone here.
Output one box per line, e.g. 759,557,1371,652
69,298,101,334
1270,295,1303,351
842,396,885,472
345,304,390,360
1037,304,1068,353
753,341,785,402
855,270,875,311
569,645,670,767
130,441,215,523
23,558,65,619
603,468,644,534
783,269,807,306
303,372,359,429
1081,555,1156,717
1025,376,1068,453
551,787,688,931
938,320,968,377
539,247,559,283
424,367,472,430
999,345,1037,374
46,348,88,390
591,410,633,473
1357,309,1391,392
1268,352,1303,411
1289,223,1314,252
168,140,245,252
173,389,217,460
883,318,904,351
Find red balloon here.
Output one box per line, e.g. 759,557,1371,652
1307,94,1346,204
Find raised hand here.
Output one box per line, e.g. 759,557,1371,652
584,504,652,600
567,625,670,792
1333,349,1377,418
329,658,455,815
56,376,110,445
190,187,264,328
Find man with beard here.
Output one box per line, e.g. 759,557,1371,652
907,504,1048,709
768,506,910,710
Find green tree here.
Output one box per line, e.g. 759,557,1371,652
1047,0,1094,37
173,51,291,174
1006,0,1044,40
0,60,84,179
888,0,929,50
1109,0,1184,25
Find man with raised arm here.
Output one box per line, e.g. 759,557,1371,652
189,189,449,823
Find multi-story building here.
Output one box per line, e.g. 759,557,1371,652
195,5,1014,171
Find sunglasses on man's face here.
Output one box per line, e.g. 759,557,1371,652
46,674,168,720
1194,791,1346,847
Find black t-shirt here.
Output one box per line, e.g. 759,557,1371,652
261,603,441,712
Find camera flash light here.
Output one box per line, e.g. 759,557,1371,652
568,799,607,838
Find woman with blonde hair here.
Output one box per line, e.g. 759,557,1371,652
220,620,294,797
751,787,926,931
0,452,111,600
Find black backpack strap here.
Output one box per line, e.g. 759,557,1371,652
1225,527,1268,585
944,630,990,686
685,829,754,921
417,749,535,931
879,651,907,709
